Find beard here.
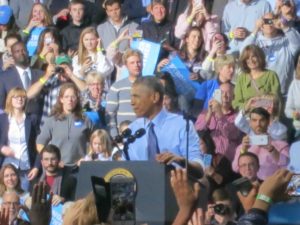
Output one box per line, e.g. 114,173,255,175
15,55,30,67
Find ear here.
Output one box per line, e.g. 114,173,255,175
152,92,161,104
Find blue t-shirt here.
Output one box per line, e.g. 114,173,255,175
194,79,220,110
26,27,45,57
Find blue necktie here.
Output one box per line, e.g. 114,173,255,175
147,122,160,160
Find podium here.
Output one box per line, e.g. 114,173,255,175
76,161,178,225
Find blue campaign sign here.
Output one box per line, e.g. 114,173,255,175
51,204,63,225
161,54,201,101
120,39,161,79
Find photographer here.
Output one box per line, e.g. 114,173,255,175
232,107,289,180
27,54,85,122
171,168,294,225
205,188,236,225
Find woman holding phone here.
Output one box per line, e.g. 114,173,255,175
30,27,61,70
72,27,114,90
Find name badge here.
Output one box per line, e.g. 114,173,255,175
74,121,83,127
268,53,276,62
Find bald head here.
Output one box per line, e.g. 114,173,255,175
2,191,20,206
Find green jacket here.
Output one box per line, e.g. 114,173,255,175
232,70,281,110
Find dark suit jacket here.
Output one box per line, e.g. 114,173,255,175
0,66,44,116
0,112,40,169
38,168,77,202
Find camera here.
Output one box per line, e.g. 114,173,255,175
55,66,65,74
213,203,231,215
263,18,273,25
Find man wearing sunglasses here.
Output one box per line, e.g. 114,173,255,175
240,12,300,97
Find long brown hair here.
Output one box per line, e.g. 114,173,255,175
239,44,266,73
27,3,52,26
0,164,24,196
179,26,205,63
78,27,99,65
51,82,83,121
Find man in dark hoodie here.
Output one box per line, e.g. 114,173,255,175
139,0,177,59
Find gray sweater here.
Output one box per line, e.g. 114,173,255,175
37,115,93,166
97,18,138,52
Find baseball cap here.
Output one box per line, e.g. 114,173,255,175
0,5,12,25
55,55,72,65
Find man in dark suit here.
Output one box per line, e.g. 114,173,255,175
0,41,44,116
39,144,77,204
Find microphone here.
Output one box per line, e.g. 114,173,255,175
121,128,132,138
134,128,146,138
127,128,146,143
113,128,132,143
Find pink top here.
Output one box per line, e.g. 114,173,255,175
195,110,242,161
174,12,219,52
232,140,290,180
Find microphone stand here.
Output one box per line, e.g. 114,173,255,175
183,111,191,174
122,129,146,161
122,140,131,161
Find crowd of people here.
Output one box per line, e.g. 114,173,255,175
0,0,299,224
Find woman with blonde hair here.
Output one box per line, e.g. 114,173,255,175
63,192,100,225
72,27,114,89
82,71,107,128
21,3,52,57
192,54,236,117
0,87,40,191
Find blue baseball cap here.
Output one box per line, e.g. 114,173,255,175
0,5,12,25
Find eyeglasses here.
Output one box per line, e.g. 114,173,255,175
12,96,26,99
88,83,102,87
62,95,77,100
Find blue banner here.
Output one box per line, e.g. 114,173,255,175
120,39,161,79
161,54,201,101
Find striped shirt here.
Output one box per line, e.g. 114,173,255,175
106,77,136,136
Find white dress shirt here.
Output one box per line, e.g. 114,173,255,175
2,114,30,170
15,66,32,90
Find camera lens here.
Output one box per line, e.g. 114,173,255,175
55,66,65,74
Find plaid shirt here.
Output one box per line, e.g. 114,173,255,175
41,76,62,119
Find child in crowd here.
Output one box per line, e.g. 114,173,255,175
78,129,113,165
